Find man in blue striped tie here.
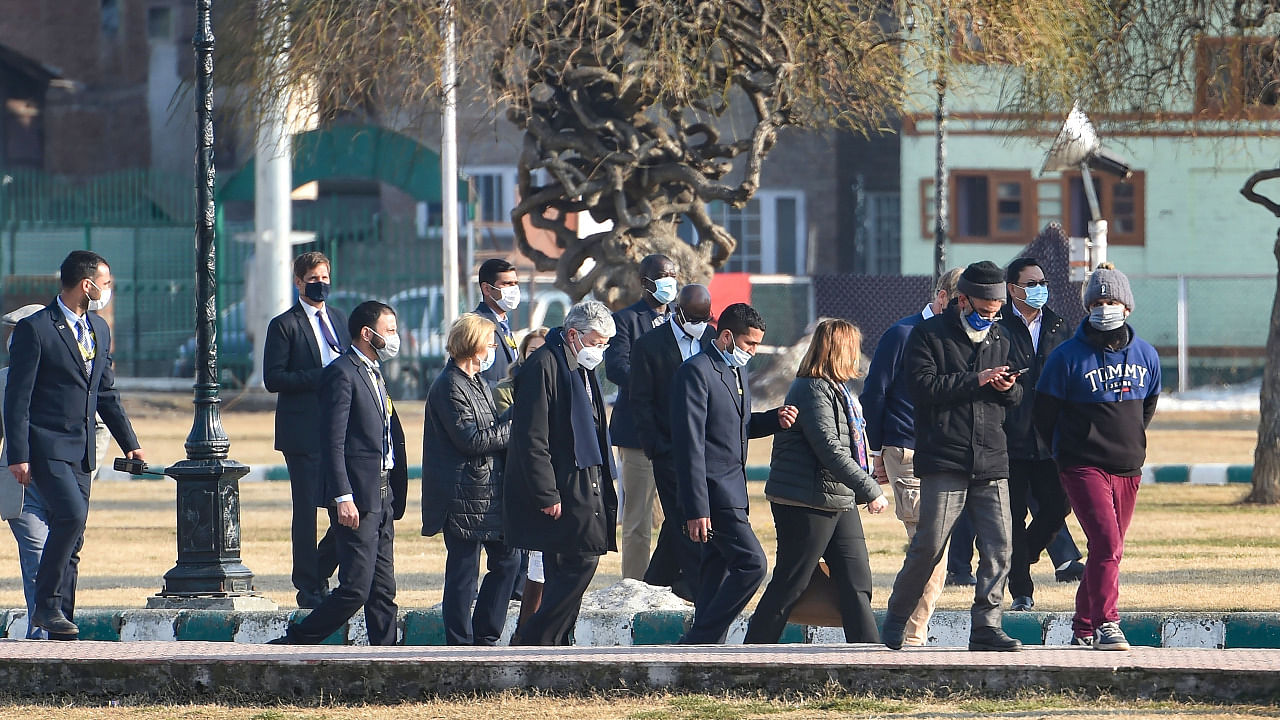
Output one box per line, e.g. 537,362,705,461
4,250,144,639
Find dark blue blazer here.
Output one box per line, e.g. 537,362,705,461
670,347,781,520
319,350,409,520
859,309,927,452
475,302,516,388
3,301,138,468
605,299,665,449
263,302,350,455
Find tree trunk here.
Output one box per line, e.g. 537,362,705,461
1248,228,1280,504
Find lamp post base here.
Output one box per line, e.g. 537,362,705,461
145,594,279,611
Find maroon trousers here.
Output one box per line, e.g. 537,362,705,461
1058,466,1141,638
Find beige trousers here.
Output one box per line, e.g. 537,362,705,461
884,446,948,646
618,446,659,580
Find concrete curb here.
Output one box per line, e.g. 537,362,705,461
9,608,1280,649
176,463,1254,485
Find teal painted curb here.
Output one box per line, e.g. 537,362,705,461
15,609,1280,648
1227,465,1253,484
1151,466,1189,483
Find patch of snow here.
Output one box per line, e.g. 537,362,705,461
1158,377,1260,413
579,579,691,614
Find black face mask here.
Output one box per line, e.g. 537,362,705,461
304,281,330,303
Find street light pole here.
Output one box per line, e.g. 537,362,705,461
143,0,271,609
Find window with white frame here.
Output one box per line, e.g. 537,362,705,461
683,191,806,274
464,166,518,228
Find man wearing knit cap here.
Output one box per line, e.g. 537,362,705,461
1034,263,1160,651
881,260,1023,652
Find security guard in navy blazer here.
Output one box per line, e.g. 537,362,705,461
4,251,143,639
671,303,797,645
263,251,349,608
272,301,408,646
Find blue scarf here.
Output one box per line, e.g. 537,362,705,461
546,329,613,475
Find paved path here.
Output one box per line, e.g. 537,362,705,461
0,641,1276,702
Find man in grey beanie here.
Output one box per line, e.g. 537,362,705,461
1034,263,1160,650
881,260,1023,652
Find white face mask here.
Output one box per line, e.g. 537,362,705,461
570,330,606,370
648,277,677,305
676,308,707,340
1088,304,1127,331
87,280,112,312
489,284,521,312
369,329,400,361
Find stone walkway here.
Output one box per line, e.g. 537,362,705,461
0,640,1276,702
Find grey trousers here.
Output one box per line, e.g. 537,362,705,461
886,471,1012,630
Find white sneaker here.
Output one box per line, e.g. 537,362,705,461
1094,622,1130,651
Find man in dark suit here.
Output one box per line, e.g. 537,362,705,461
631,283,712,599
263,251,350,608
474,258,520,388
272,301,408,646
505,301,619,646
4,250,144,638
999,257,1081,611
671,303,796,644
606,253,677,580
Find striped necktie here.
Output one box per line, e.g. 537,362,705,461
74,319,95,374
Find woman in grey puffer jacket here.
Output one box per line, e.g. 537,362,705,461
744,319,888,644
422,313,518,646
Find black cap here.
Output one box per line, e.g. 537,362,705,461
956,261,1006,301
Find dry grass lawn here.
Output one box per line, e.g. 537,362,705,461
0,397,1271,612
0,692,1276,719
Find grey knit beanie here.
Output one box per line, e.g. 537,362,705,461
1082,265,1134,310
956,261,1006,301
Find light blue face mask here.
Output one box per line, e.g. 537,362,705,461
722,342,752,368
479,345,496,372
648,276,677,305
1021,284,1049,309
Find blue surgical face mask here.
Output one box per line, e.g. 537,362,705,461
648,276,677,305
722,341,752,368
1021,284,1049,309
479,345,496,372
965,309,995,331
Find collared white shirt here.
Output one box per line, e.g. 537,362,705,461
921,303,936,321
57,296,94,375
669,317,704,361
1012,302,1043,354
334,345,395,505
305,303,341,366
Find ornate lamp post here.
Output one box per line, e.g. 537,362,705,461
136,0,273,610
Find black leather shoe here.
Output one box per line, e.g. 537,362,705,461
945,571,977,586
1011,596,1034,611
881,612,908,650
31,605,78,637
969,626,1022,652
1056,561,1085,583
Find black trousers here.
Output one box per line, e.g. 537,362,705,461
1008,458,1073,598
30,457,87,618
288,492,398,645
643,452,700,593
442,532,522,646
681,506,767,645
512,551,599,646
283,452,339,596
744,503,879,644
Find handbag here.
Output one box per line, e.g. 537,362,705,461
787,560,843,627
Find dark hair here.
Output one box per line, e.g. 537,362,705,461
479,258,516,286
639,254,672,279
59,251,108,289
348,300,395,339
293,251,331,280
1005,257,1041,284
716,303,765,337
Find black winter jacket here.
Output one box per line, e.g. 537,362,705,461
906,302,1021,480
765,378,884,511
998,305,1069,461
421,361,512,541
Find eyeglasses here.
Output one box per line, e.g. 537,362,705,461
1015,280,1049,288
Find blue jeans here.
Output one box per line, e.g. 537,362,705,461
7,484,50,639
